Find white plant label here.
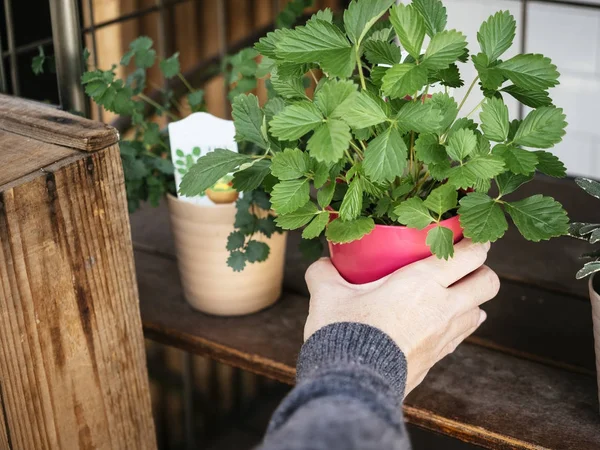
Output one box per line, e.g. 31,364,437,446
168,112,239,206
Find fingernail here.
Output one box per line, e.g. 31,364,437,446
478,310,487,326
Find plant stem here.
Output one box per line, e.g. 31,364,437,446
309,69,319,85
138,92,179,121
465,98,485,119
456,76,479,114
409,131,415,177
349,141,364,159
177,72,195,93
355,47,367,90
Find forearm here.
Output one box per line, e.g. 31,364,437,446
259,323,411,450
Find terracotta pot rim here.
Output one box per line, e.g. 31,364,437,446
167,193,235,210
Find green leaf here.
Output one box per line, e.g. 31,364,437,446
446,128,478,161
270,68,308,99
312,161,330,188
382,63,428,99
394,197,434,229
159,52,180,78
270,101,323,141
276,19,355,78
429,93,458,131
325,217,375,244
493,145,538,175
315,79,357,117
390,4,426,60
424,184,458,216
413,0,447,37
496,172,533,195
447,155,505,189
576,261,600,280
275,202,319,229
364,40,402,66
497,54,560,91
513,107,567,149
576,177,600,200
422,30,467,70
415,134,447,164
227,251,247,272
227,231,246,251
333,91,388,128
480,97,509,142
472,53,505,91
32,46,45,75
257,216,277,237
307,119,352,163
426,226,454,260
363,126,408,182
429,64,464,88
344,0,395,45
255,28,294,58
339,178,363,221
246,240,270,263
501,85,552,108
395,102,442,134
505,195,569,241
458,192,508,242
233,160,271,191
318,182,336,208
187,90,204,112
179,149,252,197
299,238,324,262
271,179,310,214
271,148,309,180
232,94,268,149
303,213,330,239
477,11,516,63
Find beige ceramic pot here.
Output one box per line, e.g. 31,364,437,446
590,274,600,409
167,194,287,316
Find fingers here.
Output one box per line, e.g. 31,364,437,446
438,309,486,361
305,258,344,294
401,239,490,288
447,265,500,313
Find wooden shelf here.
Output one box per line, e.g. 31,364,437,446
132,177,600,450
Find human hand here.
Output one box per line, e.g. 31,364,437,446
303,239,500,396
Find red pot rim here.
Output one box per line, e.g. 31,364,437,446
326,207,461,230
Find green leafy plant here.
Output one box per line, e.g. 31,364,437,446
180,0,570,263
570,178,600,279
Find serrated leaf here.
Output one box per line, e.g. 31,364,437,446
318,181,336,208
307,119,352,163
477,11,516,63
429,63,464,88
505,195,569,241
427,226,454,260
270,67,308,99
390,4,426,59
275,202,319,229
496,171,533,195
179,149,252,197
344,0,395,45
424,183,458,216
382,63,428,99
271,148,309,180
232,94,268,149
187,90,204,112
501,85,552,108
333,91,389,128
472,53,504,91
227,231,246,251
429,93,458,131
269,101,323,141
394,197,434,229
513,107,567,149
312,161,330,188
364,40,402,66
429,159,452,181
415,134,447,164
395,101,443,134
326,217,375,243
447,155,505,189
458,192,508,242
339,178,364,221
257,216,277,238
413,0,447,37
497,54,560,91
233,159,271,191
271,179,310,214
303,212,330,239
446,128,478,161
422,30,467,71
363,126,408,182
480,97,509,142
255,28,294,58
276,20,355,78
315,79,357,117
227,251,247,272
493,145,538,175
245,240,270,263
576,177,600,200
159,52,180,78
576,261,600,280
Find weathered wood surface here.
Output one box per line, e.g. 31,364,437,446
0,98,155,450
0,93,118,152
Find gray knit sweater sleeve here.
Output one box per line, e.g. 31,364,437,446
259,322,411,450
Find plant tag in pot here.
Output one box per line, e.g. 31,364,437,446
169,112,239,206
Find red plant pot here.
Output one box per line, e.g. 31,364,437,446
328,216,463,285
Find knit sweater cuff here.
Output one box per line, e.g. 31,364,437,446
297,322,407,399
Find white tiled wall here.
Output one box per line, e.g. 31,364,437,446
411,0,600,178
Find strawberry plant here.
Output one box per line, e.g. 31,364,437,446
570,178,600,279
180,0,570,263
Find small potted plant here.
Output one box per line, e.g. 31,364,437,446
180,0,570,284
569,178,600,409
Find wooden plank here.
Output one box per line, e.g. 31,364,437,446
136,250,600,450
0,94,118,151
0,140,156,449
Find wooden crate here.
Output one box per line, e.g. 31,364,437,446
0,94,156,450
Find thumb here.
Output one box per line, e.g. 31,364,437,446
305,258,344,293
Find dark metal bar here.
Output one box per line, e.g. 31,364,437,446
217,0,230,118
85,0,103,121
0,25,7,92
3,0,19,95
519,0,528,121
1,37,54,58
49,0,89,115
